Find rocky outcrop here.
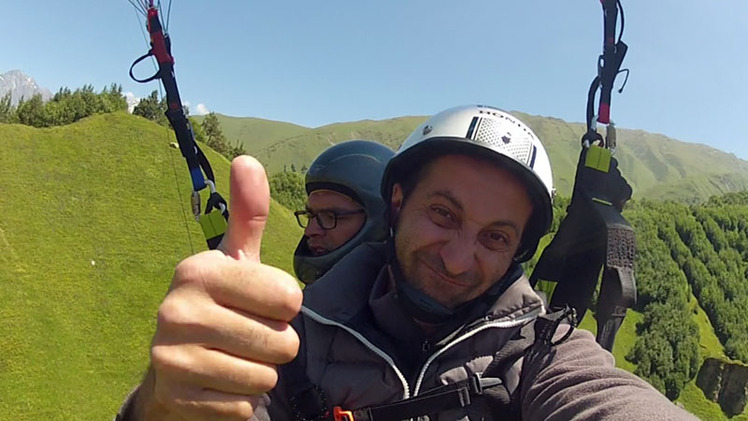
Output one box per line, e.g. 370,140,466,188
696,357,748,417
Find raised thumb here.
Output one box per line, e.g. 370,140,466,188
218,155,270,262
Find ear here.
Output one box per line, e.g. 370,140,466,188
389,183,404,224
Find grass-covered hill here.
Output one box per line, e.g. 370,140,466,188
0,112,301,420
192,113,310,153
199,112,748,204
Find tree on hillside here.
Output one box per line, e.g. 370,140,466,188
201,112,230,155
0,92,16,123
15,94,46,127
229,139,245,159
269,171,306,212
132,90,169,126
11,84,130,128
621,203,701,400
101,84,128,113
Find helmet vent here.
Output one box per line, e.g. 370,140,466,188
473,117,534,166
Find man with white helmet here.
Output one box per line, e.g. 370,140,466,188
118,105,696,420
293,140,394,284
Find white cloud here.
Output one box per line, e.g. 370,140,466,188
195,103,209,115
124,91,141,113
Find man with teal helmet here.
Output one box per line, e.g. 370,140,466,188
293,140,394,283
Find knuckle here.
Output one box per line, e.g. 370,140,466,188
252,365,279,393
276,328,300,363
150,344,189,375
233,399,257,420
156,294,209,338
276,276,303,317
173,257,201,288
157,294,193,328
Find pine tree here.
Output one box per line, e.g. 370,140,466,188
132,90,168,126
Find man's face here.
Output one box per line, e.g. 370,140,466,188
390,154,533,309
304,190,366,256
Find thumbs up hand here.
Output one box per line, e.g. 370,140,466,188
137,156,303,421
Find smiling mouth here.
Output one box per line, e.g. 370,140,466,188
422,260,471,287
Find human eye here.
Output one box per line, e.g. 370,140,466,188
480,231,511,252
334,210,357,220
428,205,456,227
318,210,337,228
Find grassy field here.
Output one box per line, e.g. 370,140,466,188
0,113,301,420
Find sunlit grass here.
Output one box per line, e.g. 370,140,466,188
0,113,301,420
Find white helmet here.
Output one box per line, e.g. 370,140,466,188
382,105,554,261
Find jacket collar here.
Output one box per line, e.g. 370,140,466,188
302,243,545,329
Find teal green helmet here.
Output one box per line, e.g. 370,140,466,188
294,140,395,283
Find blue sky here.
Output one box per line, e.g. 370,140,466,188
3,1,747,159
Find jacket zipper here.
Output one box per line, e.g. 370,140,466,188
412,306,544,396
301,306,412,400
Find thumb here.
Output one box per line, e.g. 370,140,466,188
218,155,270,261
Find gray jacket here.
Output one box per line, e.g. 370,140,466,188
254,243,698,421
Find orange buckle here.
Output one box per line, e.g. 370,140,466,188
333,406,354,421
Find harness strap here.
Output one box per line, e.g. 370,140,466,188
596,224,636,350
339,374,500,421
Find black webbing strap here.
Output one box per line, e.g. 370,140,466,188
597,0,628,125
595,223,636,351
346,375,497,421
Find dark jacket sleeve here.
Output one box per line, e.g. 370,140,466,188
520,327,699,421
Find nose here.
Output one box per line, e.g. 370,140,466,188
304,217,326,237
439,234,476,276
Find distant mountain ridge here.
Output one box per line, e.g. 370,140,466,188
195,112,748,204
0,69,52,105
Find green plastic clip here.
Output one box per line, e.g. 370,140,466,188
585,145,612,173
199,209,228,241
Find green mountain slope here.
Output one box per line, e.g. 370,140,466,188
211,112,748,203
192,113,310,153
0,112,301,420
254,116,425,173
513,112,748,203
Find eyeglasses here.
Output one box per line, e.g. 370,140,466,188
294,209,365,230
